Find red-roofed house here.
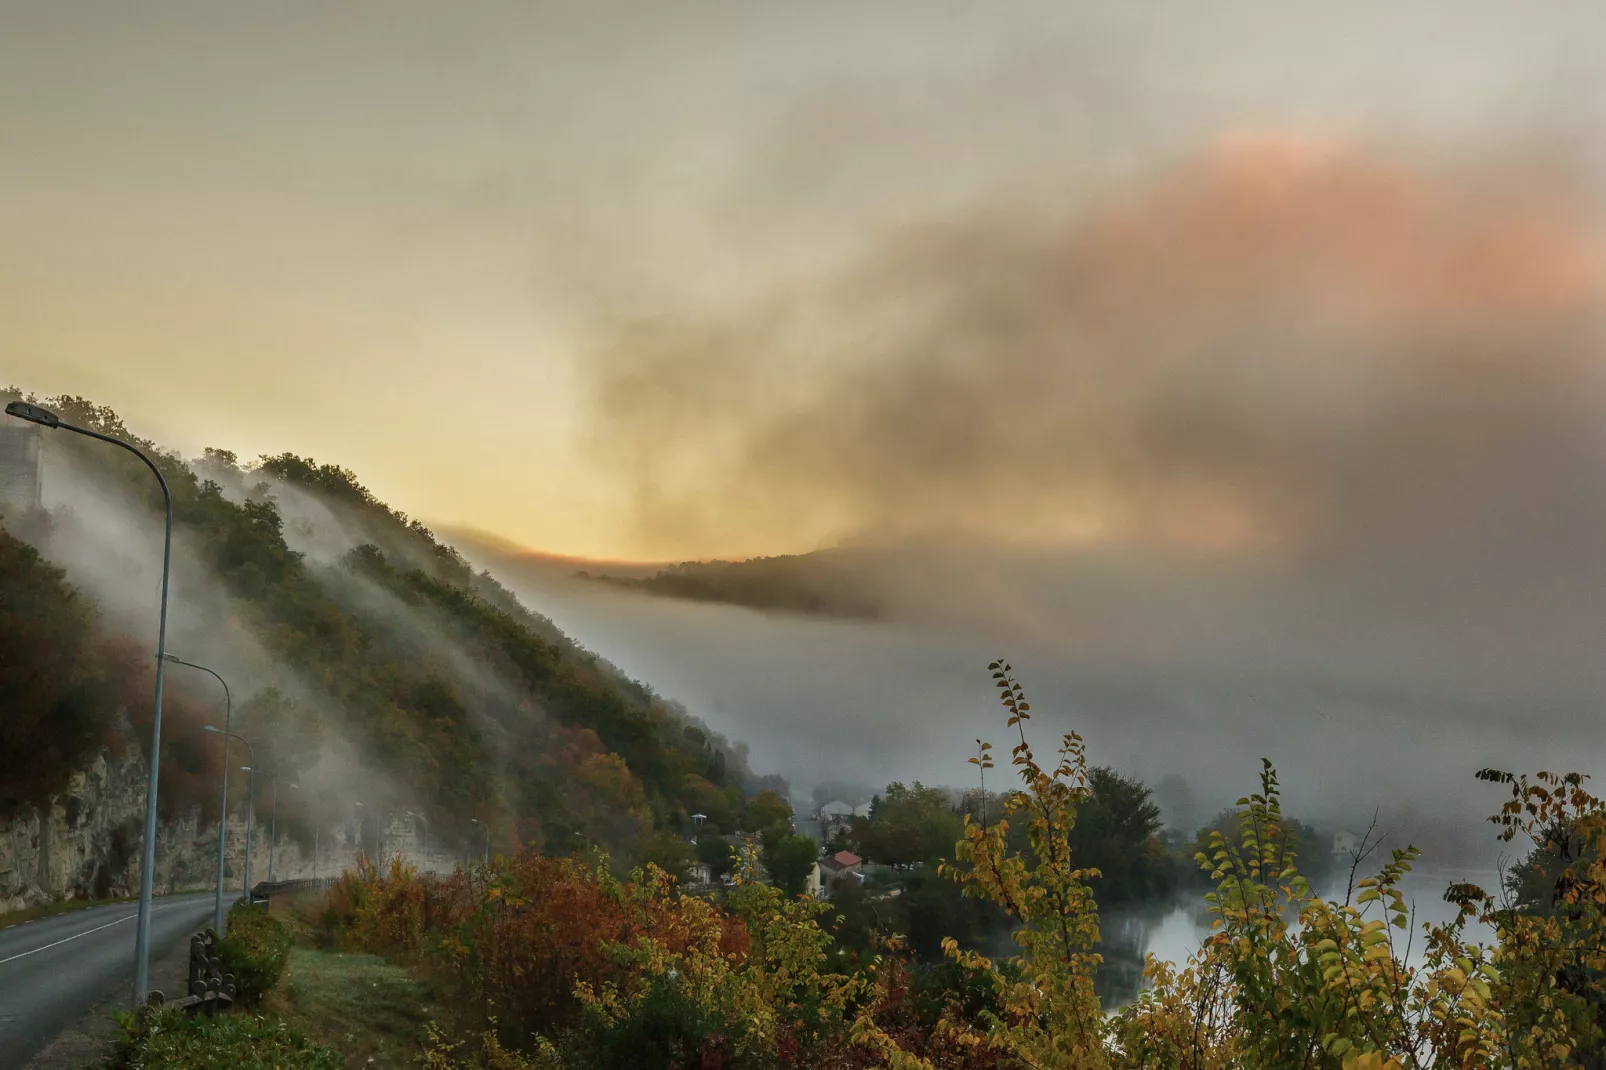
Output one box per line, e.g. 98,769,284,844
818,850,863,890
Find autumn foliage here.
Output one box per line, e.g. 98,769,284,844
323,846,1001,1069
319,663,1606,1070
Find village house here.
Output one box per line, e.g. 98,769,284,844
817,800,872,838
1331,830,1362,858
806,860,824,898
818,849,863,894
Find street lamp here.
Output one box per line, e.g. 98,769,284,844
406,810,428,862
7,400,174,1008
243,768,279,883
289,783,317,880
209,728,254,894
469,818,490,866
167,655,231,936
353,801,375,867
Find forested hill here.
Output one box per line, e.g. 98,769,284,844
577,552,884,620
0,390,769,863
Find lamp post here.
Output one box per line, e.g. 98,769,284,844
168,656,231,936
289,783,316,880
406,810,427,866
210,729,255,895
7,400,174,1008
354,801,372,867
244,769,279,882
469,818,490,866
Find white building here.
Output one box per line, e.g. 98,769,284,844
1332,831,1362,858
818,800,872,838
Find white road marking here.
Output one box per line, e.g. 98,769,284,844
0,898,210,967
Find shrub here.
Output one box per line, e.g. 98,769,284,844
321,661,1606,1069
423,1024,567,1069
855,660,1606,1069
216,901,293,1005
325,856,447,954
101,1007,340,1070
577,972,741,1070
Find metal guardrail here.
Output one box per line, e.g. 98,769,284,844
247,876,338,903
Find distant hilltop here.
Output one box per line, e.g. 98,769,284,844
575,551,884,621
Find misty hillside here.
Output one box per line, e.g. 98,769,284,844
0,390,773,862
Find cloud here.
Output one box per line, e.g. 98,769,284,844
588,134,1606,562
564,132,1606,845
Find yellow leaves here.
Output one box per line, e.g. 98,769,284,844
878,663,1606,1070
1362,943,1394,964
851,1014,940,1070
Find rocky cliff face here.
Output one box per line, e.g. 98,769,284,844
0,734,355,913
0,731,467,914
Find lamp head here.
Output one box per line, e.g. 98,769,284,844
4,401,60,428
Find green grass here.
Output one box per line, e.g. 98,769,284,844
0,894,135,930
103,1008,341,1070
266,947,441,1068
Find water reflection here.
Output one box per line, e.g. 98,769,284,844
1094,869,1502,1008
1094,902,1176,1006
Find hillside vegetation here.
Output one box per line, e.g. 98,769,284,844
0,389,768,862
282,666,1602,1069
578,553,884,620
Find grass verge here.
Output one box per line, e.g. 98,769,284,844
0,894,135,930
264,947,441,1068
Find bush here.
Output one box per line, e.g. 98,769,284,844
102,1007,340,1070
216,901,293,1005
423,1025,566,1069
578,973,742,1070
320,661,1606,1069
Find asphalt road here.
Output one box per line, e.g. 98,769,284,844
0,892,219,1068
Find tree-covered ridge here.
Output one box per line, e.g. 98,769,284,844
578,552,884,620
0,528,136,813
0,388,767,862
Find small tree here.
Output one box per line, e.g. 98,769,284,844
856,659,1603,1069
635,829,694,883
746,789,792,831
764,834,820,899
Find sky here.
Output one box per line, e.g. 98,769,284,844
7,2,1606,560
9,2,1606,860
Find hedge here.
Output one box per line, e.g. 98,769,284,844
215,901,292,1005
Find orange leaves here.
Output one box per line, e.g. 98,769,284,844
326,850,759,1048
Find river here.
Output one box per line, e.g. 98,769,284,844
1096,867,1504,1006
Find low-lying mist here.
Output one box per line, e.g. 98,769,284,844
446,531,1578,871
449,124,1606,872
